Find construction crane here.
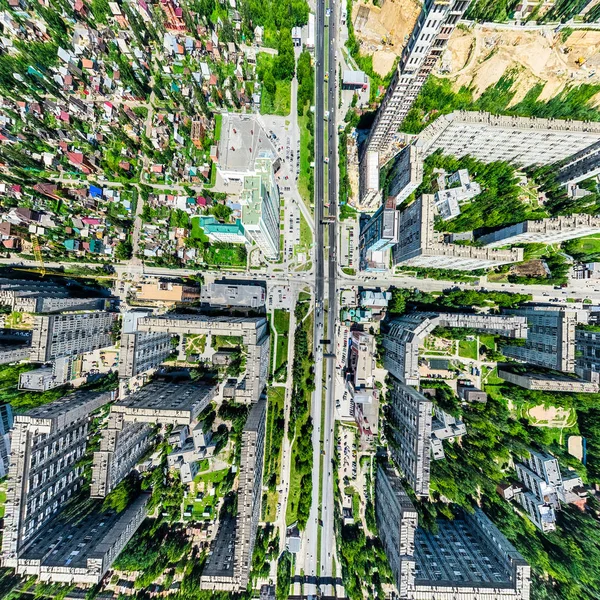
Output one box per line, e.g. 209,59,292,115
30,234,46,277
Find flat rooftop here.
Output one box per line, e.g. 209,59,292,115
201,515,237,579
414,516,512,586
218,114,275,173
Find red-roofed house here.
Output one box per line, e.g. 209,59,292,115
66,151,97,174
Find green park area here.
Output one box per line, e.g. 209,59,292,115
263,386,286,522
272,309,291,374
185,334,206,360
458,340,478,360
286,300,314,528
203,243,247,268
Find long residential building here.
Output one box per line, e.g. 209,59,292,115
477,214,600,248
416,111,600,167
200,398,266,591
575,326,600,383
29,312,117,362
556,140,600,186
503,307,587,373
136,314,270,404
392,196,523,270
118,311,172,379
364,0,470,157
0,390,148,584
0,278,107,314
91,381,217,497
0,403,13,478
376,462,531,600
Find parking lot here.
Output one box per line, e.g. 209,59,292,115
267,284,293,310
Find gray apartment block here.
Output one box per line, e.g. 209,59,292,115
503,307,586,373
30,312,117,362
477,214,600,248
137,314,270,404
384,314,439,385
387,145,424,205
376,462,531,600
392,196,523,271
118,332,172,378
0,278,106,314
416,110,600,167
384,313,527,385
575,327,600,383
19,356,73,391
17,494,149,584
498,367,599,393
200,283,266,308
556,140,600,186
1,390,112,567
387,380,432,497
91,381,217,497
364,0,470,157
0,333,31,365
0,403,13,478
201,398,266,591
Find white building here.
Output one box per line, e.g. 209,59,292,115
240,158,280,259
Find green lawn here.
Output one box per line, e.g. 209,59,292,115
273,310,290,372
190,217,210,241
479,334,496,350
273,309,290,335
458,340,478,360
260,80,292,116
0,490,6,519
194,468,230,485
211,335,243,349
185,334,206,357
203,244,246,267
566,234,600,256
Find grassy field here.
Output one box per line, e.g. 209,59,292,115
458,340,478,360
194,468,229,485
211,335,243,349
203,244,246,267
479,334,496,350
260,80,291,116
214,113,222,142
0,490,6,519
298,109,313,206
566,234,600,257
273,309,291,372
190,217,210,241
185,334,206,358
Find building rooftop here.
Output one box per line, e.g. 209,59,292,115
217,114,275,173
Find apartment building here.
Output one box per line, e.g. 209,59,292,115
387,380,433,496
0,278,106,314
29,311,117,362
376,462,532,600
118,311,172,379
19,356,73,391
0,403,13,478
240,158,280,259
91,381,217,497
503,307,587,373
416,111,600,167
364,0,470,157
387,144,424,205
498,366,599,393
359,197,400,270
575,326,600,383
1,390,147,583
201,398,266,591
136,314,270,404
383,312,527,385
511,450,586,533
392,196,523,270
0,330,31,365
555,140,600,186
477,214,600,247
